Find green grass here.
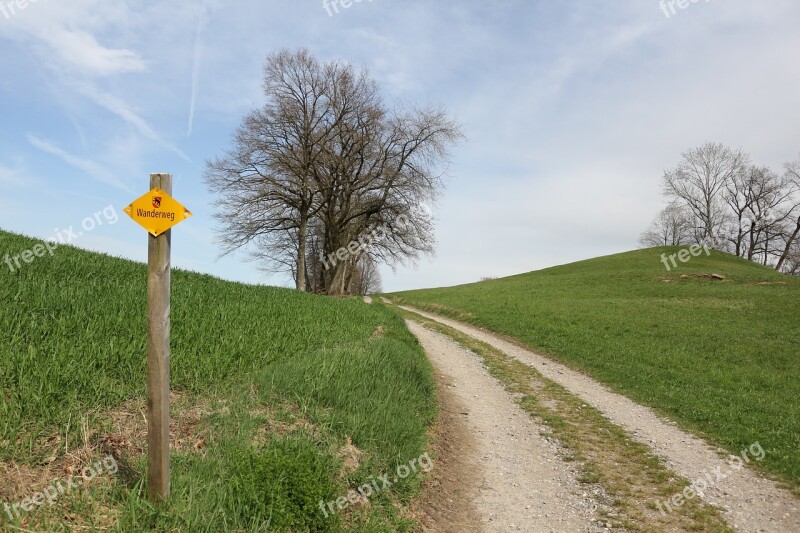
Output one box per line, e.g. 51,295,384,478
389,247,800,490
0,229,435,531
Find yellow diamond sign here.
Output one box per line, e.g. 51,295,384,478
124,187,192,237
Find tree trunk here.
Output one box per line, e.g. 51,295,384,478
326,260,348,296
775,216,800,271
734,214,744,257
296,216,308,291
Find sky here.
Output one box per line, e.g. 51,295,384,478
1,0,798,292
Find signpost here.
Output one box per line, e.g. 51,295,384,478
123,174,192,502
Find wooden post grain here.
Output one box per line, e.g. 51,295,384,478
147,173,171,501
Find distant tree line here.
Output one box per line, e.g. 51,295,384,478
205,49,462,295
640,142,800,274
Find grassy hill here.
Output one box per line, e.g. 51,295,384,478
0,230,435,532
389,247,800,490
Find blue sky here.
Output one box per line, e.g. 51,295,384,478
1,0,798,291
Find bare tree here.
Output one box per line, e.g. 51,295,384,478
722,165,758,256
775,159,800,271
317,101,461,295
647,146,800,273
639,201,693,247
205,49,339,291
781,240,800,275
720,165,789,261
662,142,750,246
746,169,791,264
206,49,461,295
347,255,382,295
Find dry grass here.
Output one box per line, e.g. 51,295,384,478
0,392,231,531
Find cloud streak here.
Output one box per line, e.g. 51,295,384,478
26,134,132,192
68,81,192,163
187,17,204,137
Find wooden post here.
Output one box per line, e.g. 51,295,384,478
147,173,171,501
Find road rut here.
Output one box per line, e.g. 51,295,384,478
407,320,602,532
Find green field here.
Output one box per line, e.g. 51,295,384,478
0,230,436,531
389,247,800,489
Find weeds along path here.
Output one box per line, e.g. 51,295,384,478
402,306,800,533
406,320,601,532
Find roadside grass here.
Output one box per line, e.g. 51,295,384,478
0,230,436,531
391,304,733,532
387,247,800,492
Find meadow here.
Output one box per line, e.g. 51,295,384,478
0,229,436,531
389,247,800,490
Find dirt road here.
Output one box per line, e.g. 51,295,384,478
407,320,604,532
405,306,800,533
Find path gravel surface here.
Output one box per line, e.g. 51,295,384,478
404,306,800,533
407,320,603,532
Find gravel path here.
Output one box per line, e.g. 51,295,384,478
404,306,800,533
407,320,602,532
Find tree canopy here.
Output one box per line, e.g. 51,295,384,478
205,49,462,294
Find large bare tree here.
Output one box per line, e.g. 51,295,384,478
205,50,336,291
206,49,461,294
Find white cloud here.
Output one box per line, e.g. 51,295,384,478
0,0,146,78
39,28,147,76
